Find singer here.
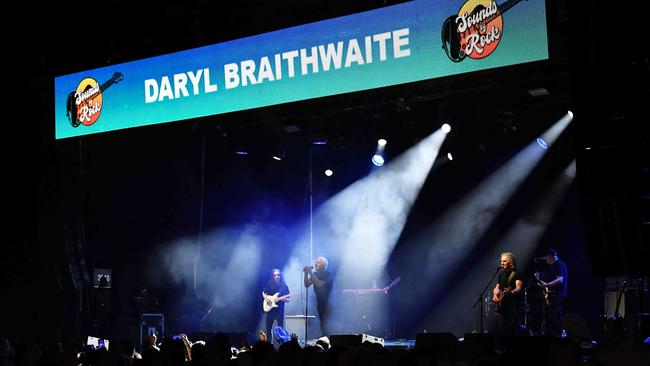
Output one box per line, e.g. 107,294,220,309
303,256,333,336
492,252,523,337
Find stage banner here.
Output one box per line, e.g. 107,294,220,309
54,0,547,139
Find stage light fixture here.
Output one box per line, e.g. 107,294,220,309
378,138,387,147
447,153,453,161
528,87,549,97
324,169,333,176
372,154,385,167
442,124,451,133
536,137,548,150
272,146,287,161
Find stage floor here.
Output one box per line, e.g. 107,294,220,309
384,339,416,350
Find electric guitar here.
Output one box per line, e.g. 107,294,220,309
262,292,297,312
534,272,551,305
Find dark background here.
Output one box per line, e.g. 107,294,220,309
2,0,648,343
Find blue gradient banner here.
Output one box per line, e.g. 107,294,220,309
54,0,547,139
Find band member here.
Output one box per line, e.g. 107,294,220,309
303,256,334,336
262,268,289,343
538,248,568,336
493,252,523,337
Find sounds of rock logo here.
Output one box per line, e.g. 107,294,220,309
441,0,523,62
66,72,123,128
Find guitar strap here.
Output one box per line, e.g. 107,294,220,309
506,270,516,289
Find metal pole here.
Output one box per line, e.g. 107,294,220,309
305,134,313,345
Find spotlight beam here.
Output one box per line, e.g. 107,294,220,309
282,129,448,331
425,160,577,335
400,115,574,329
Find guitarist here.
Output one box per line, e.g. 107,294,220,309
493,252,523,337
262,268,290,343
538,248,568,336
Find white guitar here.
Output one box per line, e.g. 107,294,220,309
262,292,296,312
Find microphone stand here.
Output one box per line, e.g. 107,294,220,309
473,267,501,333
304,271,310,346
303,130,314,346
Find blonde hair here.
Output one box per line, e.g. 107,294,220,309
500,252,516,269
316,256,328,269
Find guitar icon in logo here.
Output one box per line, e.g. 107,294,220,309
66,72,123,127
441,0,525,62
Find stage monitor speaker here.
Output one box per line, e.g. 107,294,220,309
360,333,384,346
329,334,385,348
415,332,458,350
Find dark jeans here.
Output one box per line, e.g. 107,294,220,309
265,309,284,343
317,302,331,336
545,294,563,336
498,299,521,337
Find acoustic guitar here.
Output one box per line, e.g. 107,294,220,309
441,0,526,62
493,288,511,314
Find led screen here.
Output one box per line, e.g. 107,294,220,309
54,0,547,139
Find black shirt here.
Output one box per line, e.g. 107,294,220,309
497,269,522,294
312,270,333,305
542,260,568,297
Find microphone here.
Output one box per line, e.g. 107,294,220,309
495,266,502,270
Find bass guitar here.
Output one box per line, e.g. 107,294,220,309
262,292,297,312
534,272,552,306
